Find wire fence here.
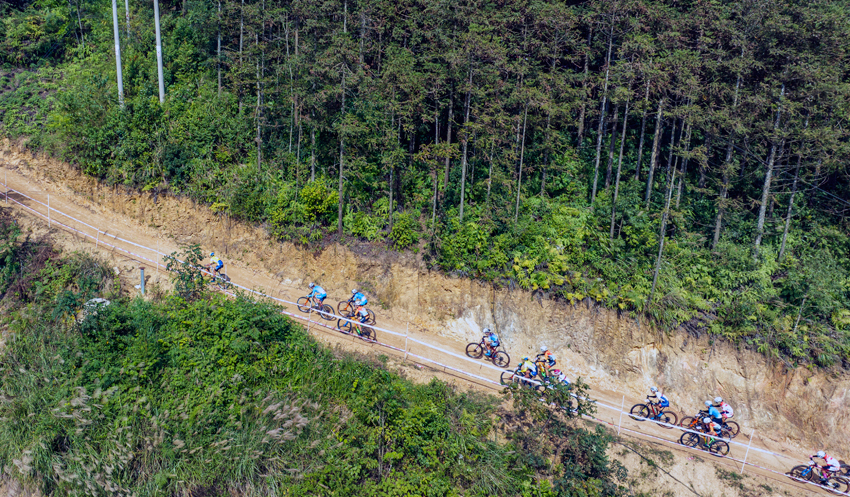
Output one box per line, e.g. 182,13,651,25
1,170,846,496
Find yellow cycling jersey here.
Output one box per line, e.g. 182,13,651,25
211,256,221,265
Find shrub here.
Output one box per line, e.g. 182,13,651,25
389,211,420,249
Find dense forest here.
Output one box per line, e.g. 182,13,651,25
0,212,625,496
1,0,850,367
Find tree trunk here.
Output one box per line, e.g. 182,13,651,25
256,34,263,172
458,67,473,221
238,0,244,113
643,98,665,208
778,154,801,261
217,0,221,96
634,82,650,180
664,119,678,183
605,104,619,189
712,138,734,250
675,122,692,208
698,134,710,189
310,124,316,181
610,96,630,239
487,141,495,203
337,71,346,235
754,84,785,258
648,144,677,307
432,107,439,226
577,28,592,144
74,0,84,48
541,112,551,196
514,103,528,222
443,89,454,189
590,22,615,207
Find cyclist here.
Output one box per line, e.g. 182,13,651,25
811,451,841,483
518,357,537,379
536,345,556,377
351,289,368,307
482,328,500,357
714,397,733,421
647,386,669,411
701,417,721,438
209,252,224,278
352,305,371,336
705,400,722,424
307,282,327,306
550,369,570,386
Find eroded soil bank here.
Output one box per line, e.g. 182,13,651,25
2,140,848,458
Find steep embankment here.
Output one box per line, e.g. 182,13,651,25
2,140,848,459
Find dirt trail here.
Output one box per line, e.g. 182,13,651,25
0,145,841,496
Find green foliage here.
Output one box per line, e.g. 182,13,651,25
389,211,420,249
0,248,627,496
164,244,206,300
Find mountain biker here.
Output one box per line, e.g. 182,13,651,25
701,417,721,438
714,397,733,421
811,451,841,482
536,345,556,377
550,369,570,386
705,400,722,424
351,289,368,307
209,252,224,277
482,328,500,357
307,282,327,305
518,357,537,379
647,386,669,410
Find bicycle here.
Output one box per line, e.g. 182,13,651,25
203,264,231,290
466,339,511,368
500,368,544,393
337,315,376,341
787,463,850,494
679,430,729,457
296,295,336,321
628,399,678,429
337,298,376,325
679,410,739,439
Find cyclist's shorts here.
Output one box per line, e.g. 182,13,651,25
215,261,224,270
658,399,669,408
489,339,500,347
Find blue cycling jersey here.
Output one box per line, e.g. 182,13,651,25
658,395,669,408
310,286,327,299
708,405,721,420
486,334,500,346
352,292,367,305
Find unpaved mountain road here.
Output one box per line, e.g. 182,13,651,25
0,161,838,497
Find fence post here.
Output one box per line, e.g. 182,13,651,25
617,395,626,436
740,430,755,473
156,239,159,274
404,322,409,362
139,267,145,295
47,194,50,226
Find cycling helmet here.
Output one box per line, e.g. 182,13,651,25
650,386,658,393
351,289,358,294
540,345,548,353
817,451,826,458
714,397,723,404
522,357,529,362
702,417,712,424
308,282,315,289
483,327,491,334
210,252,215,256
704,400,712,407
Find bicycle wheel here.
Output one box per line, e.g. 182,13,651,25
318,304,336,321
787,466,813,481
679,432,700,448
366,309,376,325
466,342,484,359
629,404,650,421
297,297,311,313
679,416,697,429
500,371,516,386
337,301,354,316
708,440,729,457
840,462,850,477
825,477,850,495
359,326,376,342
722,421,740,438
337,318,353,333
656,410,678,429
492,350,511,368
216,275,230,290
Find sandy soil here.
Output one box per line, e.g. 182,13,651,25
0,149,840,497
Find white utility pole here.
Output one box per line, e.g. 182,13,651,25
111,0,125,108
124,0,130,37
153,0,165,103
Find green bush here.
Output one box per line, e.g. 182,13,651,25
389,211,420,249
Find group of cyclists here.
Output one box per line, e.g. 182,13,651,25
205,253,843,488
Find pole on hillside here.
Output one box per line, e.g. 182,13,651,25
111,0,125,108
140,267,145,295
404,323,409,362
47,194,50,227
153,0,165,103
741,430,755,473
616,395,625,436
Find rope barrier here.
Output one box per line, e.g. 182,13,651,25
2,169,845,495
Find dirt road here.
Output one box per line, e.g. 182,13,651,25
0,161,840,497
